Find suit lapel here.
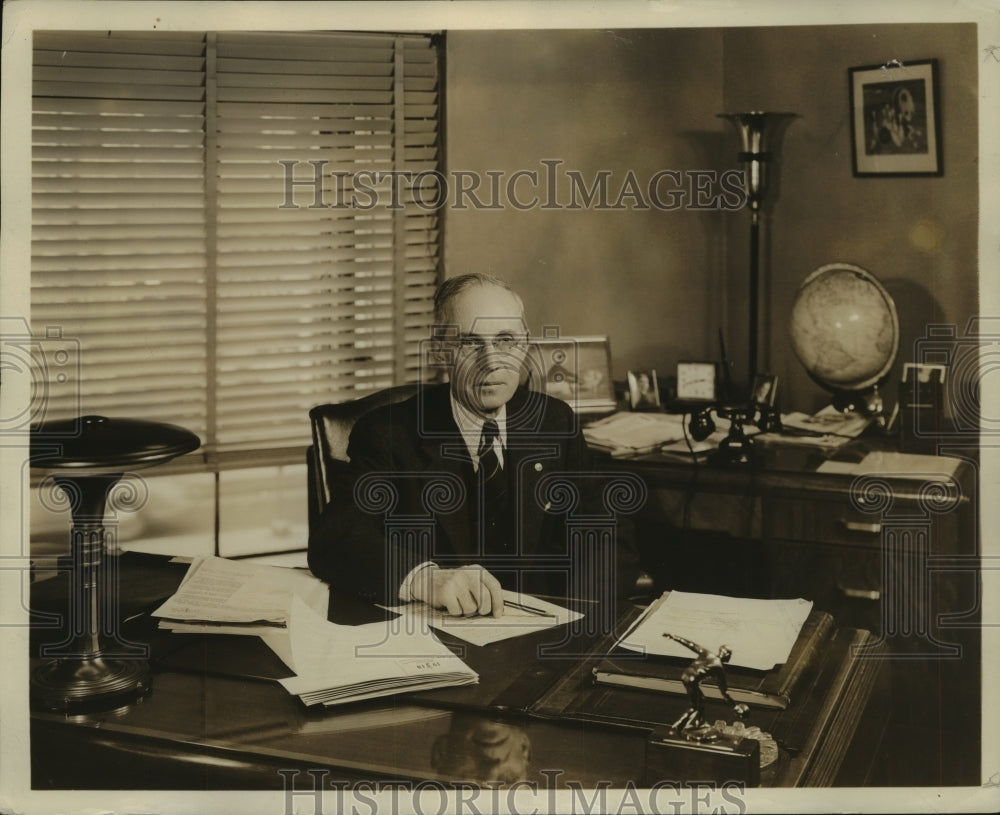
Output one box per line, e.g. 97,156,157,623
414,385,477,557
505,389,560,555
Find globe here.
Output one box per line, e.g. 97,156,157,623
788,262,899,397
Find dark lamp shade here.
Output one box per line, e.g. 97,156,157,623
30,414,200,471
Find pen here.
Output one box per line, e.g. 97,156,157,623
504,600,557,617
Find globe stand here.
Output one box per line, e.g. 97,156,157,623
30,415,200,713
831,386,889,425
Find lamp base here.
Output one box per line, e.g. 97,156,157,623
31,655,151,712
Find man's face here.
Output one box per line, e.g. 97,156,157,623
897,89,915,126
446,284,528,417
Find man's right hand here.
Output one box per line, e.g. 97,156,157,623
411,564,504,618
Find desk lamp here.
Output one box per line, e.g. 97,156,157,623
717,111,798,397
29,415,200,711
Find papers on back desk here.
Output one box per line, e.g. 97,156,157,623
583,411,686,454
152,555,329,635
262,596,478,706
782,405,871,438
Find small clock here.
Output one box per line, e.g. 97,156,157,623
675,361,718,402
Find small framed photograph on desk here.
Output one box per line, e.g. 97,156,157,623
627,369,661,410
525,335,618,414
751,373,778,407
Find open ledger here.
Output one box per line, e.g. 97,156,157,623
151,555,331,636
593,591,832,710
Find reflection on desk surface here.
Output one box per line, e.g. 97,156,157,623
431,714,532,785
32,669,645,789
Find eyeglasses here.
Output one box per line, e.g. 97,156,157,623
454,333,528,354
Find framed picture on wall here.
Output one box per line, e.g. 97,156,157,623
849,59,941,176
525,335,618,414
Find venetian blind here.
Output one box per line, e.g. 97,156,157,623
31,30,440,467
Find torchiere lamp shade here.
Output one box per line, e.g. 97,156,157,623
29,415,200,712
717,111,798,211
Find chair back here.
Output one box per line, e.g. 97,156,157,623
307,384,419,527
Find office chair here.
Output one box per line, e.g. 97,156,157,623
307,384,419,528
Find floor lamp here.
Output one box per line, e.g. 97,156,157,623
718,111,798,396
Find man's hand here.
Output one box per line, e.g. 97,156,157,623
411,564,504,618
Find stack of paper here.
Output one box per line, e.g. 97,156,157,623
584,411,687,455
151,556,330,636
263,597,478,707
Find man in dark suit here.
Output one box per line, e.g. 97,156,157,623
308,274,639,615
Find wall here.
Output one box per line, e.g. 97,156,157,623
444,24,979,412
444,29,726,382
722,24,979,413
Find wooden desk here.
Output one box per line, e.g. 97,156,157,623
30,553,885,790
601,434,982,785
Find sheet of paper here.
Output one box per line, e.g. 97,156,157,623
852,451,961,480
660,429,729,454
782,406,871,438
615,591,813,671
152,555,329,627
263,596,477,703
817,451,962,480
381,590,583,647
756,432,852,449
815,460,858,474
158,620,286,637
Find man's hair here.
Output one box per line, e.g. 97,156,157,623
433,273,525,328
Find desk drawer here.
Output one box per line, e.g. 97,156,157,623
764,497,962,551
766,535,979,636
766,538,881,630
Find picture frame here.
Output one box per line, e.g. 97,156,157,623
525,335,618,414
751,373,778,407
849,59,941,176
626,369,661,410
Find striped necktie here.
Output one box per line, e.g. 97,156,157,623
478,419,501,479
478,419,509,553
